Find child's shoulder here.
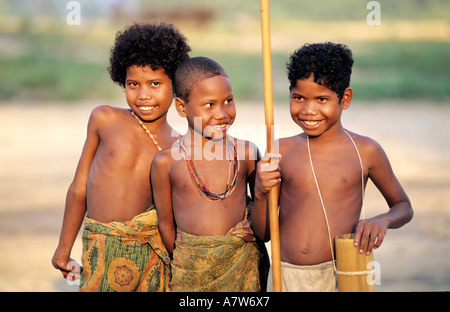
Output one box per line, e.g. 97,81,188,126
88,105,128,120
153,140,180,166
345,131,388,164
233,136,259,150
88,105,129,125
346,130,383,152
277,134,306,152
90,105,127,117
231,136,259,161
278,133,305,144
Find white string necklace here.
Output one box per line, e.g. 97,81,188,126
307,130,370,276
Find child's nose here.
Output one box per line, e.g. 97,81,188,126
138,87,152,100
215,105,229,119
301,101,317,115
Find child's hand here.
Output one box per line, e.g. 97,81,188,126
255,153,281,196
353,216,389,255
52,255,82,281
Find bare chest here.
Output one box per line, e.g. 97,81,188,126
281,141,364,199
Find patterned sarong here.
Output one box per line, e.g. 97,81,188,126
170,216,265,292
79,206,170,292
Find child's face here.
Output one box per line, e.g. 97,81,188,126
177,75,236,141
289,76,352,137
125,65,173,121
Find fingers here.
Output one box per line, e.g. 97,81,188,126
353,220,387,255
258,154,281,182
255,153,281,195
53,259,83,280
259,153,281,172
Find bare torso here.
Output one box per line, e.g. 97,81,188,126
165,138,257,236
86,106,177,222
278,131,366,265
170,157,249,235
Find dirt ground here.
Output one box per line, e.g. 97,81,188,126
0,100,449,292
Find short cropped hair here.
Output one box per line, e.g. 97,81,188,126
287,42,354,100
174,56,228,102
108,22,191,87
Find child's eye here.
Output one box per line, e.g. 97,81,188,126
128,82,138,88
151,81,160,87
318,97,328,103
292,95,303,101
205,103,213,108
224,98,233,104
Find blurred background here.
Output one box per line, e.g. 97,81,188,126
1,0,449,103
0,0,449,292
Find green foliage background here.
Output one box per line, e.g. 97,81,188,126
0,0,449,103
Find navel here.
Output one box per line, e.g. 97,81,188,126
301,248,309,254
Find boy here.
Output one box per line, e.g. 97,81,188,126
151,56,268,292
252,42,413,291
51,22,191,292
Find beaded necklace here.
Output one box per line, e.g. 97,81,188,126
179,135,240,202
131,111,162,151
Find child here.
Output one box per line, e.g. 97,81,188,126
151,56,268,292
252,42,413,291
51,22,191,292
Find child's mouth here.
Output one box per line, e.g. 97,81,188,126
301,119,322,129
214,124,227,129
138,106,156,113
139,106,155,111
204,123,229,138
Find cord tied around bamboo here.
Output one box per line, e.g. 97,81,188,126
335,234,376,292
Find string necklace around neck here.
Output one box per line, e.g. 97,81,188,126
131,111,162,151
179,134,240,202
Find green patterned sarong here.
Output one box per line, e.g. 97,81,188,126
170,215,265,292
79,206,170,292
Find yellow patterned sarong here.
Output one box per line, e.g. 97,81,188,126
170,216,266,292
79,206,170,292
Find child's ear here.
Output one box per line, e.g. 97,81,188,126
341,87,353,110
175,97,187,117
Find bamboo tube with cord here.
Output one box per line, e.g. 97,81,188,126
335,234,376,292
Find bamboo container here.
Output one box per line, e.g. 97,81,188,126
335,234,376,292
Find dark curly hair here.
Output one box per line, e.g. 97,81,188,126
108,22,191,88
174,56,228,102
287,42,353,100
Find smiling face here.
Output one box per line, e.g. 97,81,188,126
176,75,236,141
125,65,174,122
289,75,352,138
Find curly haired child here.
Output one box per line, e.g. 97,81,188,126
51,22,190,292
252,42,413,291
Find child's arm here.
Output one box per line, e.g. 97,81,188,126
51,107,102,278
251,153,281,242
353,139,413,255
151,150,176,255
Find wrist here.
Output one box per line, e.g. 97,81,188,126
381,215,392,229
254,190,267,201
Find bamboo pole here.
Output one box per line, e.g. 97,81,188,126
260,0,282,292
335,234,376,292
